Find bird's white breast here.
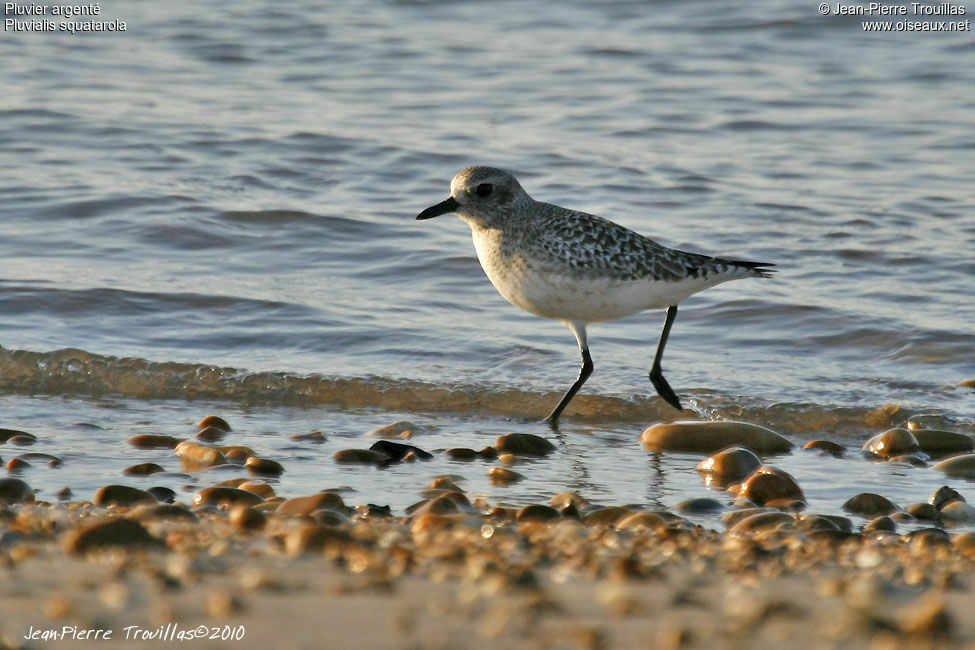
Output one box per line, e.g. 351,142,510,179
470,227,716,324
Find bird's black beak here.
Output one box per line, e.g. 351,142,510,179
416,196,459,220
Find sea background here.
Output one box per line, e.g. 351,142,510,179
1,0,973,520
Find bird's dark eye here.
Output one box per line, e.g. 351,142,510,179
475,183,493,198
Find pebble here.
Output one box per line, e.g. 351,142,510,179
861,428,919,458
843,493,898,516
0,428,38,443
640,420,794,453
128,434,182,449
906,503,941,521
898,593,952,637
674,497,725,513
862,515,896,533
696,447,761,483
291,430,326,442
426,476,463,491
64,517,164,554
332,449,390,465
0,477,34,504
123,463,166,476
244,456,285,476
736,466,805,505
516,504,562,523
550,492,590,511
197,415,232,431
939,500,975,523
15,453,63,467
365,421,419,438
930,486,964,509
228,504,266,531
886,454,928,467
93,484,157,508
219,446,255,463
130,504,199,523
582,506,632,527
195,426,228,442
614,511,667,531
729,511,794,533
7,457,30,472
488,467,524,484
147,486,176,503
369,440,433,461
285,523,352,556
494,433,556,456
932,454,975,478
802,440,845,455
277,492,348,516
237,481,275,499
445,448,480,460
911,429,974,454
193,486,264,509
56,487,72,501
174,441,227,468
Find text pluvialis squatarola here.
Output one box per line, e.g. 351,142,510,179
417,166,775,424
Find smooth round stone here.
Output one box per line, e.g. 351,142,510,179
15,453,63,467
930,486,964,509
123,463,166,477
487,467,524,484
940,500,975,523
6,458,30,471
912,429,974,454
722,507,776,527
862,428,919,458
64,518,164,555
193,486,264,509
277,492,348,516
131,504,198,523
614,511,667,531
952,532,975,551
906,503,941,521
898,595,953,637
245,456,285,476
0,429,37,443
93,485,156,508
582,506,632,526
478,447,498,460
147,486,176,503
843,493,898,516
795,514,840,534
409,492,476,517
905,527,951,550
332,449,389,465
933,454,975,478
369,440,433,461
219,446,255,463
737,466,804,505
228,505,266,531
863,515,896,532
675,497,725,513
175,441,226,468
696,447,761,483
195,426,227,442
0,477,34,504
197,415,231,431
516,504,561,523
128,434,181,449
550,492,590,511
291,430,326,442
237,481,275,499
640,421,794,453
445,448,479,460
887,454,928,467
803,440,845,455
365,420,419,438
56,487,72,501
285,523,351,556
427,476,463,491
494,433,556,456
8,435,36,446
729,511,794,532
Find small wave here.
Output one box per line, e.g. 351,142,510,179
1,345,961,435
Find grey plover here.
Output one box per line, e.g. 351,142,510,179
417,166,774,424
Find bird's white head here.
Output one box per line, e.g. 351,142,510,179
416,166,531,229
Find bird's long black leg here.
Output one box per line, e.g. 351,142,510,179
648,305,683,411
545,322,592,425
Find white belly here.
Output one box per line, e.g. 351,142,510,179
471,228,715,324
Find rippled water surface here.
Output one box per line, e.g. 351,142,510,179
1,1,973,513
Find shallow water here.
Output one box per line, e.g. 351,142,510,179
1,1,973,517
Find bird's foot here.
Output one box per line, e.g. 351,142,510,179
649,368,683,412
